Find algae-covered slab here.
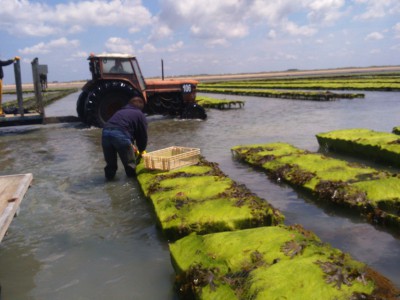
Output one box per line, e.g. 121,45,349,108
393,126,400,135
198,87,365,101
231,142,400,229
136,157,283,240
316,128,400,168
196,95,244,109
170,225,398,299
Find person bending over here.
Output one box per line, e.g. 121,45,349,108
102,93,147,180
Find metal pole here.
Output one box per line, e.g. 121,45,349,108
13,59,24,116
161,59,164,80
31,58,45,117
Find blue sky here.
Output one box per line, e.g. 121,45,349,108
1,0,399,84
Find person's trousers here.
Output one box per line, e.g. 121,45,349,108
102,128,136,179
0,79,3,115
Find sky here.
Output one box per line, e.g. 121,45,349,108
0,0,399,84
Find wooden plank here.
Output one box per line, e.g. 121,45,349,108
0,173,33,243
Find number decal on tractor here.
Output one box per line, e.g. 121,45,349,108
182,84,192,93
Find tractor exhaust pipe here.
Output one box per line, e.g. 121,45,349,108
161,59,164,80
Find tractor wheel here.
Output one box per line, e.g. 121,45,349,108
181,103,207,120
84,81,137,128
76,90,88,121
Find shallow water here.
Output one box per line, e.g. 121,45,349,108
0,91,399,299
2,93,35,103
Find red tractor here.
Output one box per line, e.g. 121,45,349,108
77,53,206,127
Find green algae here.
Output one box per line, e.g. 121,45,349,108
134,151,400,299
170,225,396,300
393,126,400,135
198,74,400,91
196,95,244,109
316,128,400,167
232,142,400,229
3,88,79,112
136,157,284,240
197,87,365,101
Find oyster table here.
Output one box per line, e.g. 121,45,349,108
0,173,33,243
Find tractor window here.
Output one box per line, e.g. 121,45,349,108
132,60,146,91
103,58,134,74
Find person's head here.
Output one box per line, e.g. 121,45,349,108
129,96,144,110
115,59,122,67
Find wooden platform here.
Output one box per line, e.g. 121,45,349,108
0,114,81,127
0,173,33,243
0,113,43,127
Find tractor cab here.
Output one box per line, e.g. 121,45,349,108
88,53,146,95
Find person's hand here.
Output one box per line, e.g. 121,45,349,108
135,150,147,164
14,56,20,61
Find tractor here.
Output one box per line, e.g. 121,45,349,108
76,53,206,127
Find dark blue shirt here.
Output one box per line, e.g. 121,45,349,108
104,104,148,152
0,59,14,79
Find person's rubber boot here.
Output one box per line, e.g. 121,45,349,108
104,168,116,181
125,167,136,178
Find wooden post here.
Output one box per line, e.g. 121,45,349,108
13,59,24,116
31,58,45,117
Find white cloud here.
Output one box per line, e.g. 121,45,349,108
159,0,249,41
0,0,55,36
353,0,398,20
365,32,384,41
150,23,173,40
157,0,349,46
65,53,85,62
105,37,135,54
273,51,298,61
71,51,89,59
53,0,153,28
0,0,153,37
205,38,229,47
394,23,400,38
268,29,277,39
138,40,184,54
283,20,316,36
19,38,80,54
167,41,184,52
369,48,381,54
307,0,346,24
68,25,84,34
140,43,158,54
249,0,297,24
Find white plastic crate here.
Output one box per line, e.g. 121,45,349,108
142,146,200,171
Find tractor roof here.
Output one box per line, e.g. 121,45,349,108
88,53,136,59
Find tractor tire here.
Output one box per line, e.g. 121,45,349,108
84,81,137,128
76,90,88,121
181,103,207,120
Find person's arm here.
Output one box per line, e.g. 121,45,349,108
135,115,148,152
0,59,14,67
